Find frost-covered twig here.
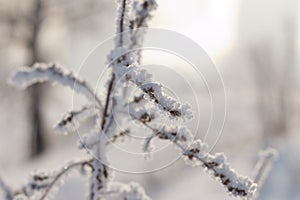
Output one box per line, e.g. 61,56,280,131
9,159,93,200
0,177,12,200
87,2,131,199
128,0,157,63
85,0,134,198
140,83,193,121
54,105,96,135
10,63,102,108
183,142,257,198
89,159,109,200
35,159,93,200
130,114,257,199
252,148,278,199
104,182,151,200
100,75,116,131
8,0,276,199
117,66,193,121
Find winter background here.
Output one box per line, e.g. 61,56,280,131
0,0,300,199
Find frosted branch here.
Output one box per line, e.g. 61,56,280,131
183,141,257,199
116,0,131,47
140,83,192,121
130,0,157,30
104,182,151,200
87,1,133,198
6,0,274,199
120,67,193,121
252,148,278,199
54,105,96,135
12,194,28,200
131,114,257,199
23,159,93,200
10,63,102,108
129,0,157,63
88,133,113,200
89,160,109,200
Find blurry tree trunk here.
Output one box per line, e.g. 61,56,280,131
249,17,298,147
2,0,106,158
238,0,298,147
237,3,300,198
27,0,46,157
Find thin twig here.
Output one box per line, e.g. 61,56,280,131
252,148,278,200
90,1,128,199
100,0,127,130
101,74,115,130
130,114,255,197
118,0,127,47
40,159,93,200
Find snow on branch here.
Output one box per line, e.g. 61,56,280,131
140,83,193,121
78,129,100,150
88,129,112,200
6,0,277,199
183,140,257,198
12,194,28,200
252,148,278,199
115,0,131,47
129,0,157,63
9,63,102,107
130,113,257,199
116,66,193,121
130,0,157,30
54,105,96,135
89,159,110,200
22,159,93,200
104,182,151,200
111,0,157,64
142,125,193,159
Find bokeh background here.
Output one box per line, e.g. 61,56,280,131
0,0,300,199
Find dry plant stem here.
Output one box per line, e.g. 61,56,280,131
119,0,127,47
40,159,93,200
90,73,115,199
7,0,269,199
131,114,252,197
130,114,212,167
101,74,116,130
253,154,274,184
90,0,128,199
132,114,208,163
101,0,127,130
252,149,278,200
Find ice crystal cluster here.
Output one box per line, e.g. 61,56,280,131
0,0,278,199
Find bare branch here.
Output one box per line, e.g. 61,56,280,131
54,105,96,135
39,159,93,200
253,148,278,199
130,114,257,198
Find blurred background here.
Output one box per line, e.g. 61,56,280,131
0,0,299,199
